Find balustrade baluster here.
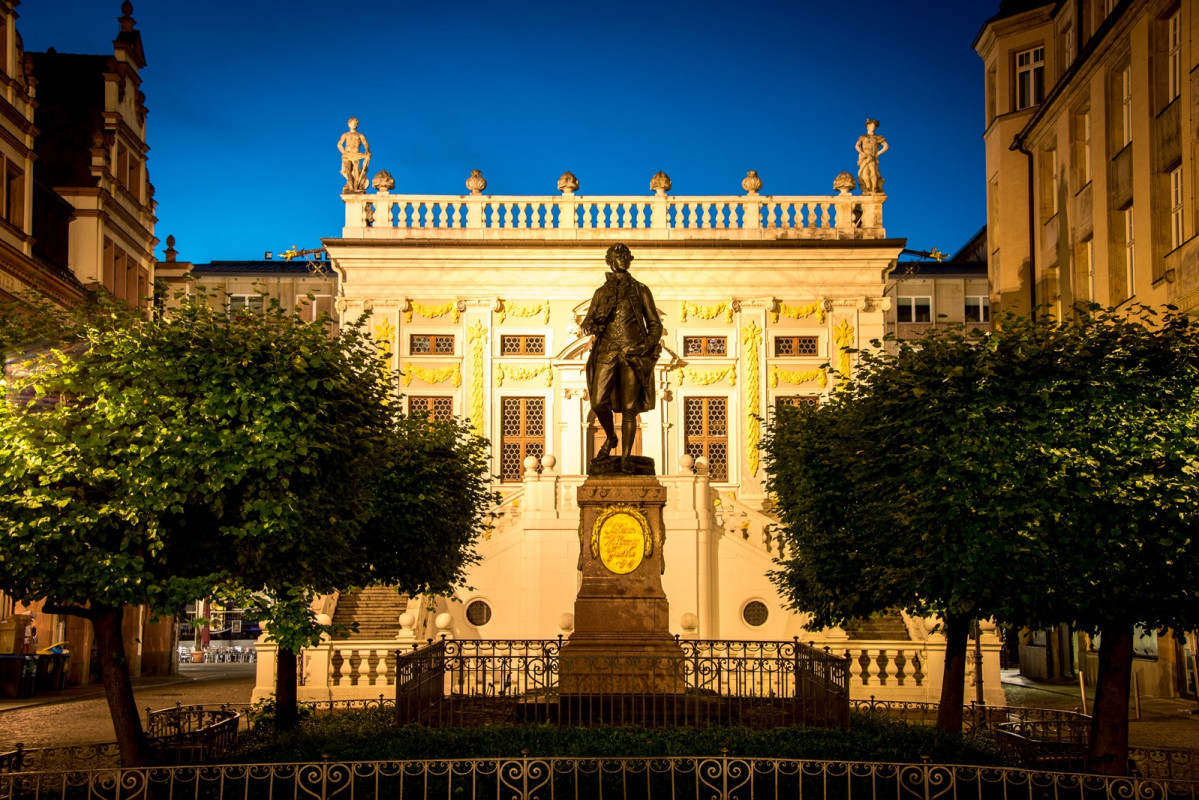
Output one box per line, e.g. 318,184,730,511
338,648,354,687
866,650,881,686
894,651,908,686
374,649,389,686
357,649,372,686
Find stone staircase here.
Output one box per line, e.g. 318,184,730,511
331,586,409,640
844,611,910,640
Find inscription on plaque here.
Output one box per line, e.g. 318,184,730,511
591,505,651,575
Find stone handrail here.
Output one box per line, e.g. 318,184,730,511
343,193,885,240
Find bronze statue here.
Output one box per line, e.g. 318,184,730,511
582,243,662,475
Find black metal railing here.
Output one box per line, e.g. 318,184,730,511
3,755,1198,800
395,637,850,729
144,703,241,764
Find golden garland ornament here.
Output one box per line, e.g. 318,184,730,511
833,318,855,380
497,299,550,325
404,299,460,323
402,362,462,387
742,321,763,476
680,300,734,323
768,364,829,388
770,300,826,324
676,365,736,387
467,320,488,438
494,363,553,387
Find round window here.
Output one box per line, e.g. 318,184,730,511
465,600,492,627
742,601,768,627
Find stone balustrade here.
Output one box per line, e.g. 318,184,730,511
342,193,885,240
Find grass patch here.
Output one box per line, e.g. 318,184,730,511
229,710,1013,766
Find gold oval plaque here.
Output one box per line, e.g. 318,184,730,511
593,506,651,575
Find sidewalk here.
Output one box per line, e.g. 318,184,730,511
0,663,256,750
1000,669,1199,751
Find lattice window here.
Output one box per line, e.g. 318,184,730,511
773,336,818,357
683,336,727,356
776,396,818,411
500,335,545,355
410,334,455,355
684,397,728,481
742,601,769,627
410,396,453,422
500,397,545,481
465,600,492,626
586,411,641,461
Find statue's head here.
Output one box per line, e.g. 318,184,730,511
348,116,359,130
606,242,633,273
865,118,880,131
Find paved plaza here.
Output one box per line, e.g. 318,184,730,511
1,664,1195,754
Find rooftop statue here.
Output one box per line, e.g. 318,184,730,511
856,118,889,195
581,243,662,476
338,117,371,194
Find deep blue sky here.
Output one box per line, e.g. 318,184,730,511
19,1,994,262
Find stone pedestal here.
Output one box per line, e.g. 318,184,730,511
559,474,684,694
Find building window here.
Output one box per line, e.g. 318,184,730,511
500,397,544,481
1124,207,1136,298
742,601,769,627
410,334,455,355
776,396,818,411
4,162,23,227
683,336,727,356
1119,65,1132,148
500,334,545,355
1081,110,1092,184
896,297,932,323
465,600,492,627
1170,168,1184,250
684,397,728,482
1167,11,1181,102
965,296,991,323
773,336,819,357
1079,237,1096,302
410,396,453,422
229,294,265,313
1016,46,1045,110
1041,147,1059,216
301,294,334,322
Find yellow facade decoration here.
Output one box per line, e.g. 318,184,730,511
373,318,395,360
680,300,734,323
467,320,488,438
768,364,828,388
590,504,653,575
833,319,855,380
405,300,460,323
497,299,550,325
494,363,553,387
676,365,736,387
402,362,462,387
741,321,763,476
770,300,826,324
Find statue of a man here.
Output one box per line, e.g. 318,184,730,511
856,118,889,195
582,243,663,475
338,117,371,193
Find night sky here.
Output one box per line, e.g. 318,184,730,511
18,1,993,262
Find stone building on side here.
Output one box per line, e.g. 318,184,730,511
975,0,1197,699
0,2,169,689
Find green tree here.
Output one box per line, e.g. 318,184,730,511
0,294,392,764
763,308,1199,766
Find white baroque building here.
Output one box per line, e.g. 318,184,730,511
245,157,1005,704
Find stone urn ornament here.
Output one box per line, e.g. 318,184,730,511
650,171,672,196
558,171,579,195
465,169,487,195
372,169,395,193
741,170,763,195
833,171,857,195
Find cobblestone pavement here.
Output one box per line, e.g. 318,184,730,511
0,663,255,750
2,664,1196,753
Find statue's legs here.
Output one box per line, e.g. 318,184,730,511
619,361,640,473
594,408,617,459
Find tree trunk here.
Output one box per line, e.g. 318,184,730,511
92,605,150,767
1088,625,1133,775
275,646,299,730
935,612,971,732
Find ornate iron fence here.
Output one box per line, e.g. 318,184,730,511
144,704,240,764
2,755,1197,800
395,638,849,729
